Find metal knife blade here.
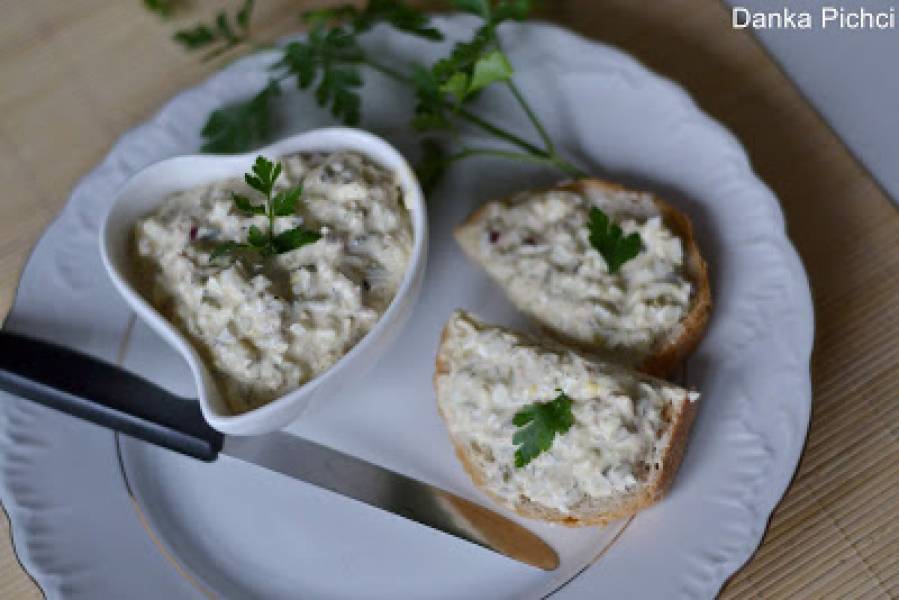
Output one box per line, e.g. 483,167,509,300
222,432,559,571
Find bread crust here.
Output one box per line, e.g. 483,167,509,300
434,315,699,527
454,178,712,377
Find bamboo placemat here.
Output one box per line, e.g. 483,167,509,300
1,1,897,598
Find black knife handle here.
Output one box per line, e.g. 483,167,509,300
0,330,223,461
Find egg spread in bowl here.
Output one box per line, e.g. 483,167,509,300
134,151,412,413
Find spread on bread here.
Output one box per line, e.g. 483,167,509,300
454,180,710,373
435,311,698,526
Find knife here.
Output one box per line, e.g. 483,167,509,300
0,330,558,571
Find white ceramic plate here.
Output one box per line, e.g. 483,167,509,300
0,17,813,599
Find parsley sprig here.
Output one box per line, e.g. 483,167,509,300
512,390,575,468
587,207,643,274
149,1,587,187
173,0,256,60
276,27,366,126
303,1,443,40
201,80,281,153
210,155,321,261
143,0,184,18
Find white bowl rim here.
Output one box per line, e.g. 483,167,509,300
99,127,428,434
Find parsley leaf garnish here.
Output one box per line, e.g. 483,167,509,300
272,186,303,216
276,28,365,125
273,227,322,254
235,0,255,29
302,6,360,28
156,0,587,183
245,155,281,197
491,0,535,22
209,240,247,261
278,1,442,127
143,0,184,18
411,19,515,126
209,155,321,261
315,63,364,125
426,0,532,106
247,224,268,248
587,206,643,274
512,390,575,468
173,24,216,49
352,0,443,39
303,1,443,40
451,0,534,20
232,192,266,215
427,23,510,106
411,67,454,131
452,0,492,18
201,80,281,153
174,0,256,58
468,49,513,94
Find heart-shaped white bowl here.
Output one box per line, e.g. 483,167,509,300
100,128,428,435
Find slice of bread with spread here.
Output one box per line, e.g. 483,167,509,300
434,311,698,527
454,179,711,376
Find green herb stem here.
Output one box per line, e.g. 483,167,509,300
446,148,585,180
492,35,555,154
549,155,586,179
443,147,581,178
202,39,245,62
182,1,589,182
360,56,414,84
445,147,547,164
360,56,554,161
281,50,586,178
454,107,549,158
267,190,275,251
504,79,554,154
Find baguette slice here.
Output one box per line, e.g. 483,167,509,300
455,179,711,376
435,311,698,527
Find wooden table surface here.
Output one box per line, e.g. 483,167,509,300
1,1,897,598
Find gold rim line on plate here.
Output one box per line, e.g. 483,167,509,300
114,313,217,599
114,436,218,600
543,516,635,600
113,312,637,598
